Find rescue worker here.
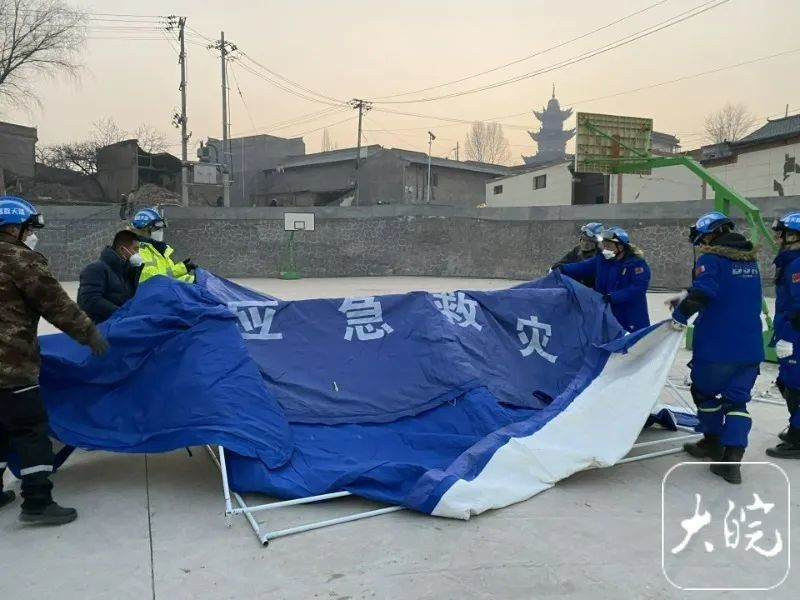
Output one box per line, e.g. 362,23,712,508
551,222,603,287
129,208,197,284
669,211,763,484
0,196,109,524
77,230,144,324
557,226,651,332
766,211,800,459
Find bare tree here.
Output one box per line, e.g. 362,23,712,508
321,128,337,152
464,122,511,164
0,0,86,107
133,123,168,153
704,103,757,144
91,117,128,148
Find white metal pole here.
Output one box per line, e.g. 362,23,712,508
263,506,405,542
426,135,432,204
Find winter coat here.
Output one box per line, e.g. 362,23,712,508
559,245,651,332
676,232,764,364
77,246,141,324
0,232,98,389
551,246,599,287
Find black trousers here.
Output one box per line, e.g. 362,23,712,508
0,386,55,509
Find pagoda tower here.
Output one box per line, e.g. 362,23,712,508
523,86,576,165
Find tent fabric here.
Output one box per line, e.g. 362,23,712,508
37,271,682,518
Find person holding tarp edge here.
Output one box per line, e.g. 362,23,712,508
668,211,763,484
551,222,603,287
129,208,197,284
0,196,109,525
555,226,651,333
766,211,800,459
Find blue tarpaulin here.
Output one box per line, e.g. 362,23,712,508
38,270,682,518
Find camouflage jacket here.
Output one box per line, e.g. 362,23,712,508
0,232,99,389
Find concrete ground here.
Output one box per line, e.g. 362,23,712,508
1,277,798,600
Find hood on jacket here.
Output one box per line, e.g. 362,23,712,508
622,244,645,260
698,232,758,261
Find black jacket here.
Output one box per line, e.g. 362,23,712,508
552,246,599,287
77,246,141,324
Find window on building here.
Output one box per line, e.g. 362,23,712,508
493,185,503,195
533,174,547,190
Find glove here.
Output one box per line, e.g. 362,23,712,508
775,340,794,360
669,320,687,332
183,258,198,272
671,307,689,327
88,331,109,356
665,290,688,310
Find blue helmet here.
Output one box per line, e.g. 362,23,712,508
0,196,44,229
689,211,733,244
131,208,166,230
773,211,800,234
599,226,630,246
580,222,603,240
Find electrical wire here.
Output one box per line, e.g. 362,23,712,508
228,62,258,132
369,0,729,105
372,0,670,100
233,59,347,107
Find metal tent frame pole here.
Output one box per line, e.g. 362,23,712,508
206,381,706,545
206,446,404,545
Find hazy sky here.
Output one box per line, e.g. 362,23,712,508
4,0,800,163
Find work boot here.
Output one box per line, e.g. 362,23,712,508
19,502,77,525
710,447,745,484
766,428,800,459
0,490,15,509
683,435,724,461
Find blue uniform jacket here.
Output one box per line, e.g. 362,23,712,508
560,247,651,332
773,248,800,346
675,233,764,363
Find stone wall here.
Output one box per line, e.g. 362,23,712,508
36,197,800,292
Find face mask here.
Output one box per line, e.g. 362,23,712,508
128,252,144,267
24,233,39,251
602,249,616,260
151,229,164,242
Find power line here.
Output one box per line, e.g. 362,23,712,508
228,62,258,132
286,115,358,138
233,58,346,107
369,0,729,105
230,107,346,137
372,0,670,101
238,50,347,105
361,46,800,134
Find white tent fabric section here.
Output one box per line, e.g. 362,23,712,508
433,324,682,519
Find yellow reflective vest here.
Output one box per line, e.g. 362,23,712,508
138,241,195,284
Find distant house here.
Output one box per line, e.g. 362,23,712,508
97,140,182,202
696,114,800,197
263,146,509,208
206,134,305,207
651,131,681,154
0,121,37,190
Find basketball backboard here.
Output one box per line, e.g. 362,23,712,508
574,112,653,175
284,212,315,232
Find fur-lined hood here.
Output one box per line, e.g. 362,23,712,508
624,244,645,259
697,232,758,261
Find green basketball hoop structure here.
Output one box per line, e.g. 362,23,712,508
575,112,778,362
280,212,314,280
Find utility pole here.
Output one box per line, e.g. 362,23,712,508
452,141,459,161
178,17,189,207
210,32,237,207
167,16,191,207
348,99,372,206
426,131,436,204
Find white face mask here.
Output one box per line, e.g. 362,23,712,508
150,229,164,242
128,253,145,267
24,233,39,251
601,249,616,260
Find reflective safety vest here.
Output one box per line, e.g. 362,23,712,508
138,241,194,284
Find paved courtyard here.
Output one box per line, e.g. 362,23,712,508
1,277,797,600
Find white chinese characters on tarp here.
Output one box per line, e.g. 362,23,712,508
227,301,283,340
432,292,482,331
339,297,394,341
672,493,784,558
516,316,558,363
